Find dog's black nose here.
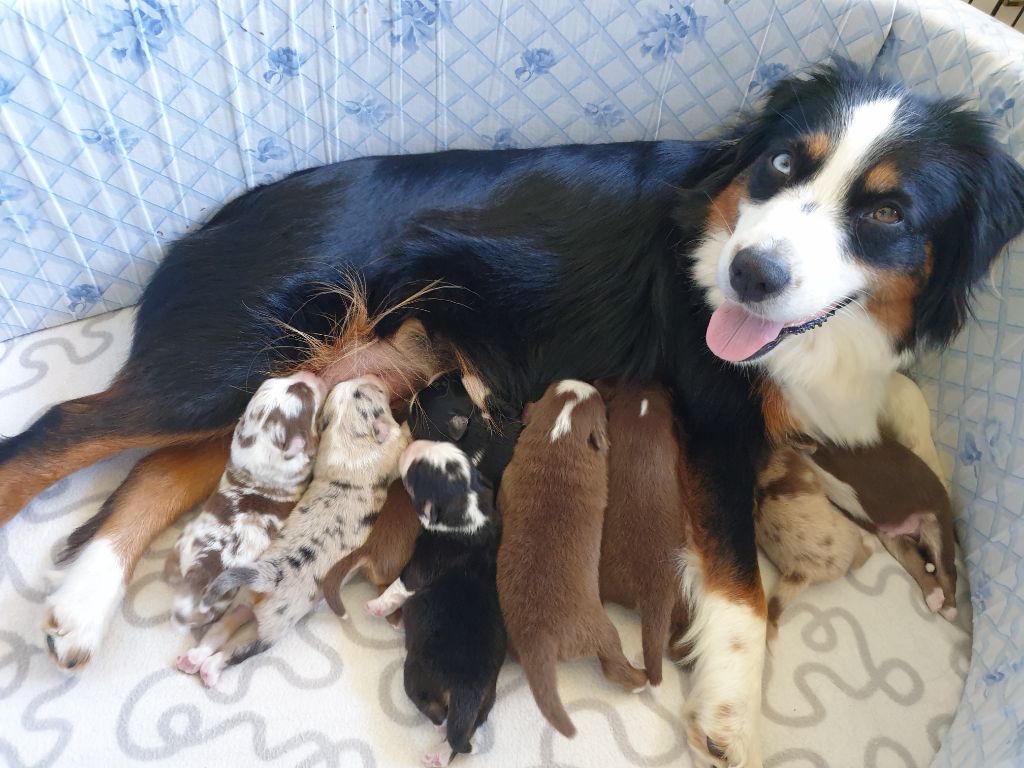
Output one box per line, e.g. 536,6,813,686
729,246,791,303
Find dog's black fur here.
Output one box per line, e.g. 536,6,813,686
399,444,506,758
408,374,522,488
4,65,1024,741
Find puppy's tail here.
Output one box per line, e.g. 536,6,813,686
520,642,576,738
322,550,367,617
445,687,484,755
201,563,271,610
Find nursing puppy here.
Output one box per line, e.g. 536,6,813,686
597,383,689,685
407,373,521,487
366,440,505,767
498,380,646,738
321,479,419,625
755,446,876,640
183,376,407,686
165,372,324,629
807,436,957,621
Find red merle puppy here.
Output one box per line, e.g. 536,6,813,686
2,62,1023,767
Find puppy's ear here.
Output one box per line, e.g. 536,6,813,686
448,412,470,441
372,414,393,444
283,435,306,460
589,421,609,454
521,401,536,426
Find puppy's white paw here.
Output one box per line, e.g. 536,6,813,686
925,587,944,613
44,540,124,671
421,743,452,768
176,646,213,675
365,595,400,617
199,652,226,688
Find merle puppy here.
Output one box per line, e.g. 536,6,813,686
366,440,505,767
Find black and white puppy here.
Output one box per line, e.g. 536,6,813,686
366,440,505,768
408,374,521,488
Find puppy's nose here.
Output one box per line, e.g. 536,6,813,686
729,246,791,303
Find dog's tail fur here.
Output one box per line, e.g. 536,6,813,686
639,593,673,686
445,687,484,755
202,564,269,610
519,641,576,738
322,550,367,617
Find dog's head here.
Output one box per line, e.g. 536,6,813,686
399,440,496,534
522,379,609,455
693,61,1024,365
231,371,325,489
317,375,404,471
409,373,522,486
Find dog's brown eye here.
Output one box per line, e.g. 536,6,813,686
870,205,902,224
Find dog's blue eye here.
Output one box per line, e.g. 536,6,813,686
771,152,792,176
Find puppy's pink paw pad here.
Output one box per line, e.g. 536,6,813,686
175,653,202,675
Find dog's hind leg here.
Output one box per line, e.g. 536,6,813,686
44,435,230,671
593,616,648,692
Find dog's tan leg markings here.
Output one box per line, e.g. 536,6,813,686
44,436,230,670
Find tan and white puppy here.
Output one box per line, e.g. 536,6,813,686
166,372,324,632
178,376,408,686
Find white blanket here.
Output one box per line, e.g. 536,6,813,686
0,308,970,768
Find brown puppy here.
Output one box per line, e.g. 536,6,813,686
321,480,420,626
597,384,689,685
808,435,957,621
755,447,876,640
498,380,646,738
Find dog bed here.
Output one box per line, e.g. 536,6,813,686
0,1,1021,766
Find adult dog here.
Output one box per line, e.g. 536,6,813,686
3,62,1022,766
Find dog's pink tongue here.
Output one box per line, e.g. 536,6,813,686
706,300,785,362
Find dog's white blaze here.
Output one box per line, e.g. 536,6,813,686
550,380,597,442
677,549,764,768
45,538,126,665
810,98,902,205
640,399,649,417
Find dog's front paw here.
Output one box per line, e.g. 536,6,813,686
43,540,125,671
421,743,453,768
682,594,765,767
365,595,400,617
176,646,213,675
199,652,226,688
684,704,757,768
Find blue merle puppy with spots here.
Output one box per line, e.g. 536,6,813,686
189,376,409,687
366,440,506,768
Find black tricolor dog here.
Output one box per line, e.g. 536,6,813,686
408,373,521,488
6,61,1024,766
365,440,505,767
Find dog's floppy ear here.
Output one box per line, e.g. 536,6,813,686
589,420,609,454
917,123,1024,347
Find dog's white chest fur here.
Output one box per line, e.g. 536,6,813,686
764,310,902,446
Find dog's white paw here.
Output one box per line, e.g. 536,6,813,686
199,652,226,688
681,593,765,768
421,743,452,768
44,540,124,671
176,646,213,675
365,595,400,617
